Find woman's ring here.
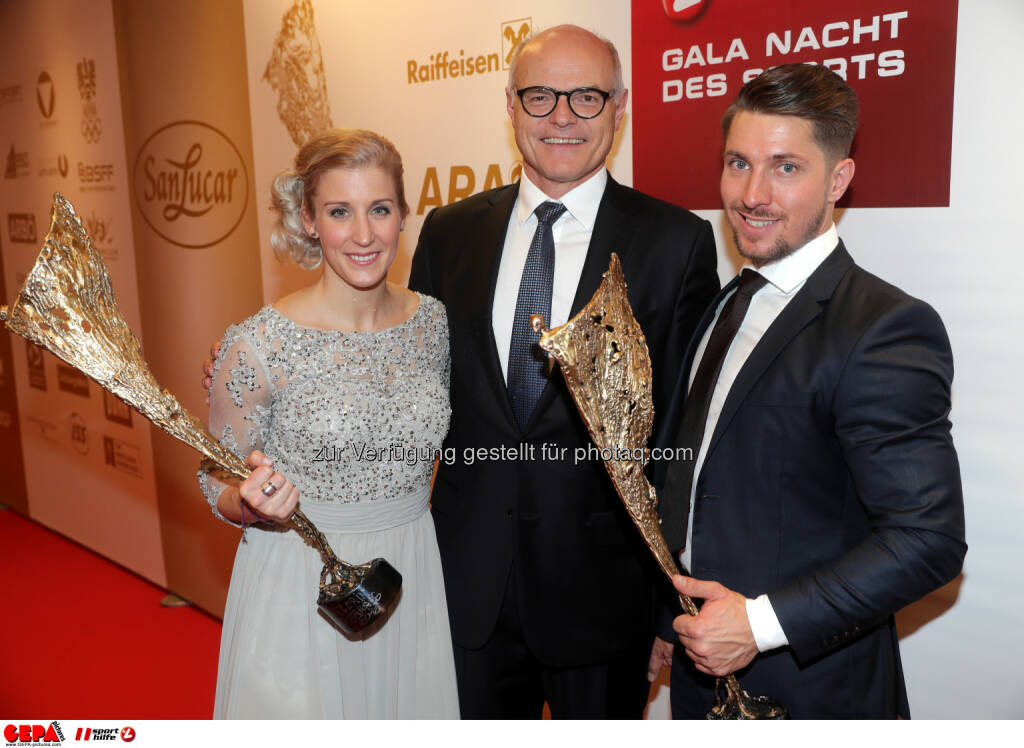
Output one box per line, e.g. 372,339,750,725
260,480,277,497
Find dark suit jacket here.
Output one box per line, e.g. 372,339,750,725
409,176,719,666
655,243,966,718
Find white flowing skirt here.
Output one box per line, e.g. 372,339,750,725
214,488,459,719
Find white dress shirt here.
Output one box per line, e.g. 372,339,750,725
492,169,607,380
681,224,839,652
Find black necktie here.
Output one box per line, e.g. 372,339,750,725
507,201,567,430
661,269,769,551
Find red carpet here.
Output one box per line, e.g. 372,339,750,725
0,507,220,718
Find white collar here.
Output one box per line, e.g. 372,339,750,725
751,223,839,294
515,168,608,230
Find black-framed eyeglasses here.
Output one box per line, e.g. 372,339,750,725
515,86,614,118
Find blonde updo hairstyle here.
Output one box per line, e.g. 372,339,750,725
270,128,410,269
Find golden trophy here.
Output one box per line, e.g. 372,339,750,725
530,254,786,719
1,193,400,635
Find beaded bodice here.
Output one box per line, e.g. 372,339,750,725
199,294,450,514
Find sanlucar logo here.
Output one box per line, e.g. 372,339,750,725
133,120,249,249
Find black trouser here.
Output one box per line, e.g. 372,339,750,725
453,567,652,719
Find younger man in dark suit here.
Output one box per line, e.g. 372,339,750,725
653,64,966,718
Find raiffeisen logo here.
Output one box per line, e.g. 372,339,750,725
407,18,532,85
663,0,709,23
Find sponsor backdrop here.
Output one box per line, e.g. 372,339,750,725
111,0,265,616
0,0,165,584
633,0,959,209
0,0,1020,719
241,0,633,301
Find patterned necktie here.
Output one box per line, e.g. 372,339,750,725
661,269,769,551
507,201,567,431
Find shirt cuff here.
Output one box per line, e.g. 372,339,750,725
745,594,789,652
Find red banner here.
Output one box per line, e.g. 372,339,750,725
631,0,958,208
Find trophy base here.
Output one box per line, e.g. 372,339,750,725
317,558,403,635
707,675,788,720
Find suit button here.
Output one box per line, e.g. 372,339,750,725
505,508,513,519
701,494,717,501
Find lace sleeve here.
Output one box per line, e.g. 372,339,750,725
197,326,273,525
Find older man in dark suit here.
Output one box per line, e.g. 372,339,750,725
653,64,966,719
409,25,718,718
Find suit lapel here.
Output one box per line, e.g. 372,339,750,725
470,184,520,427
569,178,635,316
701,243,855,464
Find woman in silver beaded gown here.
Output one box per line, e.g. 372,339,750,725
198,130,458,718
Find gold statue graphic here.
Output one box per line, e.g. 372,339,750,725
263,0,333,147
